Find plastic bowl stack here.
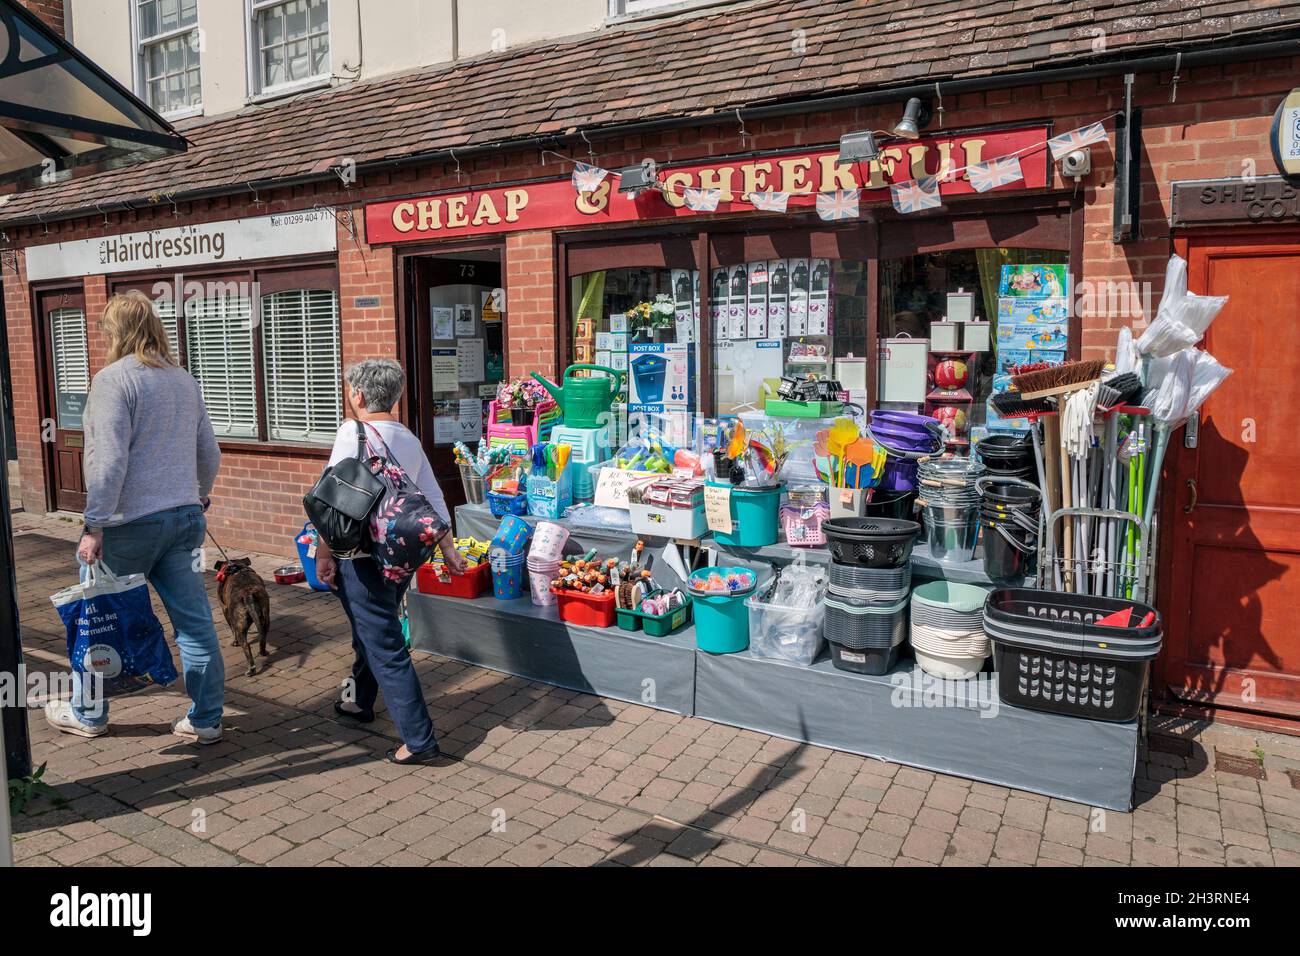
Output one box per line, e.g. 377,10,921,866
824,563,911,674
916,456,986,564
867,411,944,493
909,580,991,679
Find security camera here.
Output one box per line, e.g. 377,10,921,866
1061,148,1091,180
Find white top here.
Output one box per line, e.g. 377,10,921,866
327,419,451,526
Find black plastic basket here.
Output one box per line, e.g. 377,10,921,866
822,518,920,568
824,599,907,649
828,562,911,591
829,640,901,676
984,588,1162,722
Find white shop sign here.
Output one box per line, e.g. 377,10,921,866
25,208,338,282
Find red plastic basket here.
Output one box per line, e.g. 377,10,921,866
551,588,616,628
416,561,490,599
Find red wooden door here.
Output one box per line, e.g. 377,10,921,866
1160,235,1300,719
38,289,89,512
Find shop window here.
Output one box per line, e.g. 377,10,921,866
184,291,258,439
135,0,202,116
49,307,89,430
252,0,329,94
570,267,699,446
879,248,1068,437
260,289,342,443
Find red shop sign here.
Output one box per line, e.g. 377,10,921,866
365,125,1049,244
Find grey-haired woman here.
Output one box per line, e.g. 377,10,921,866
315,358,465,765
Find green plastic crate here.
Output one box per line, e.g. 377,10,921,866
615,597,693,636
765,399,842,418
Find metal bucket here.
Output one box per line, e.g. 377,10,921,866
459,463,486,505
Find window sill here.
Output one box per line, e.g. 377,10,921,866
217,439,331,458
158,104,204,122
247,76,333,106
605,0,732,26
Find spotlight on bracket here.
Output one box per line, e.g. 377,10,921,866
838,130,880,164
617,160,658,194
891,98,932,140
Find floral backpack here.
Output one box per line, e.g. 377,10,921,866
361,423,448,582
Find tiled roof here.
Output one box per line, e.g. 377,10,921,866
5,0,1299,225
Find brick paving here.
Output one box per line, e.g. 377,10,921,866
8,511,1300,867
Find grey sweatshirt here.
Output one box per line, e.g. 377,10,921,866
83,356,221,528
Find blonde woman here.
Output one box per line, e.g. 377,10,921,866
45,291,225,744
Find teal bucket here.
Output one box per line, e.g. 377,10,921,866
688,567,759,654
710,484,782,548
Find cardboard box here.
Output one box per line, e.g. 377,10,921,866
766,259,789,338
628,342,694,406
746,260,769,339
727,264,748,340
788,257,809,336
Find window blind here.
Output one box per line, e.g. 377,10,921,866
184,293,257,438
260,289,342,443
49,307,89,429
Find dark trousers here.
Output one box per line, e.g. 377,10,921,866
334,557,437,754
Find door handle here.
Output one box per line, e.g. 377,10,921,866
1183,477,1198,514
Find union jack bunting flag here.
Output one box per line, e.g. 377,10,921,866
571,162,608,194
815,188,860,221
748,190,789,212
889,177,941,215
683,186,721,212
1047,122,1108,161
967,154,1024,193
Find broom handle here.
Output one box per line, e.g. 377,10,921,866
1060,433,1073,592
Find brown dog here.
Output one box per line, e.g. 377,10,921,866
215,558,271,675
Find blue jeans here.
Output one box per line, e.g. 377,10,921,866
334,557,437,754
73,505,224,730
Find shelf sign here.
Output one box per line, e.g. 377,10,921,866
1271,88,1300,186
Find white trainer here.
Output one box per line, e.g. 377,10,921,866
44,700,108,738
171,716,223,745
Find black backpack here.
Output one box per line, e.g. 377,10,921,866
302,421,385,558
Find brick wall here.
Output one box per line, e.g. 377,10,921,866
3,55,1297,557
20,0,63,36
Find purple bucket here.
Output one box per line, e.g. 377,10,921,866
872,410,939,431
881,456,920,492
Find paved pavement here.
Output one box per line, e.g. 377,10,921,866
7,511,1300,867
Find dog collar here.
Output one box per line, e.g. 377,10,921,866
216,568,228,583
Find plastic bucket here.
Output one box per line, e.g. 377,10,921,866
880,456,919,492
982,518,1034,585
491,558,527,600
530,521,570,563
527,563,560,605
295,524,331,592
861,490,916,520
712,485,782,548
694,593,752,654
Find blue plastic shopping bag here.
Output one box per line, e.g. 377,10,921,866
51,562,178,695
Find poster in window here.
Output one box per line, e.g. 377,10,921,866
808,258,831,335
710,267,729,342
788,257,809,336
746,261,769,339
432,348,459,393
727,264,747,340
56,392,86,431
431,305,454,341
608,312,628,333
671,268,695,343
454,303,476,335
767,259,789,339
457,338,485,382
481,288,504,323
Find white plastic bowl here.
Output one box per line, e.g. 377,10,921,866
913,648,987,681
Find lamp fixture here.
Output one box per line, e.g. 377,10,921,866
838,130,880,163
891,98,932,140
617,160,658,194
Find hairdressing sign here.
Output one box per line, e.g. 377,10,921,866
365,126,1049,245
25,208,338,282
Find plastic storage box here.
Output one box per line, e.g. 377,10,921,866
629,502,707,540
746,590,826,666
416,560,490,599
487,490,529,517
615,598,693,636
552,588,617,628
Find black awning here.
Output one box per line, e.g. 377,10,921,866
0,0,186,190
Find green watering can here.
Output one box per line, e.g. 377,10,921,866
532,364,626,429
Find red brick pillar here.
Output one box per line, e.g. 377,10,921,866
505,231,559,381
3,252,47,511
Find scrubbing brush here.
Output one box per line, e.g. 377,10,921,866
1012,359,1104,400
1101,371,1144,406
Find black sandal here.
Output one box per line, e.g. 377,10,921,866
386,745,448,766
334,701,375,723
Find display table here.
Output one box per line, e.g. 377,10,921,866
406,588,1139,810
702,537,1017,586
